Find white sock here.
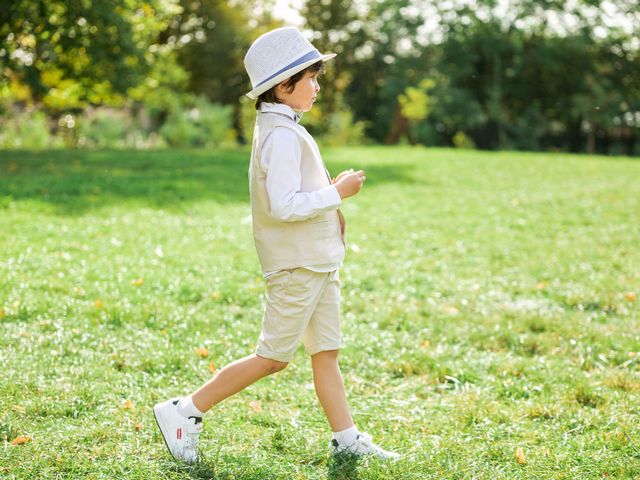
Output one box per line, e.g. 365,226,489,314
332,425,359,445
177,395,205,418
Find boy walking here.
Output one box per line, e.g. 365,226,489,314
153,27,399,463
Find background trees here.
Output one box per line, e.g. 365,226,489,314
1,0,639,154
0,0,180,109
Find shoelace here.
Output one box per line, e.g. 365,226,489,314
355,433,398,458
353,433,377,453
335,433,374,453
334,432,398,459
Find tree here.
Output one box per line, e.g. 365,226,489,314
0,0,181,111
395,79,435,144
410,0,640,152
162,0,251,106
301,0,361,117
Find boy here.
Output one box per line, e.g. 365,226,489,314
153,27,399,463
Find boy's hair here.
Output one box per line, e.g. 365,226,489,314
255,61,326,110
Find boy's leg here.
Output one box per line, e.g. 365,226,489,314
303,271,353,430
310,348,400,459
310,349,354,431
155,268,318,463
191,354,288,413
192,268,324,413
304,271,400,459
153,353,287,463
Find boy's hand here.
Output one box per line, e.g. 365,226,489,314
334,169,366,199
332,169,354,184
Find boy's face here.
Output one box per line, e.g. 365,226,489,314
276,70,320,113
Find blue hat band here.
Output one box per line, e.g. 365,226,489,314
255,50,321,89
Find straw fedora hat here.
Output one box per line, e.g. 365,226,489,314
244,27,336,100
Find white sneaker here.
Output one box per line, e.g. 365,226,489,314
153,398,203,463
330,432,401,460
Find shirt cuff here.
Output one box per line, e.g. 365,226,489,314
320,185,342,210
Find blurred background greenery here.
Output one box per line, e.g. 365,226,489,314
1,0,639,154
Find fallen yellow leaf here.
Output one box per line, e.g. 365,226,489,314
131,278,144,287
11,435,31,445
123,399,134,410
536,281,549,290
208,361,217,373
442,305,459,315
515,447,526,464
624,292,637,302
0,308,4,319
195,347,209,358
249,400,262,413
134,422,143,432
94,299,103,309
420,339,431,349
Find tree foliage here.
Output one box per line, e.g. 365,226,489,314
162,0,251,106
305,0,640,153
0,0,181,110
1,0,639,154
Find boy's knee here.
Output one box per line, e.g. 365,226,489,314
311,349,340,361
261,357,289,374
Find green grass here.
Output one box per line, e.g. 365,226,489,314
0,146,639,479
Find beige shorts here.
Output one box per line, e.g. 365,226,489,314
256,268,341,362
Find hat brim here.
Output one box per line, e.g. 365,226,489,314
245,53,336,100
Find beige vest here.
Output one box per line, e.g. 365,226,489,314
249,111,345,272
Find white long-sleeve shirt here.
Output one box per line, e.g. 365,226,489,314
259,102,343,276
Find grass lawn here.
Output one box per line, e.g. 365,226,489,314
0,146,639,479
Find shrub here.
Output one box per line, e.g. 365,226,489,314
319,110,369,147
160,97,236,148
452,131,476,149
0,110,53,149
77,109,131,148
239,95,256,145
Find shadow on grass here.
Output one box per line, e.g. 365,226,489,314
160,457,281,480
0,149,417,215
327,453,360,480
157,452,360,479
0,149,249,215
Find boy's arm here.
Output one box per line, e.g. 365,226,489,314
263,128,342,222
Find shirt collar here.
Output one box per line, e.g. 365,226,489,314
260,102,303,124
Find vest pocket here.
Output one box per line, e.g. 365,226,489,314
310,219,333,239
